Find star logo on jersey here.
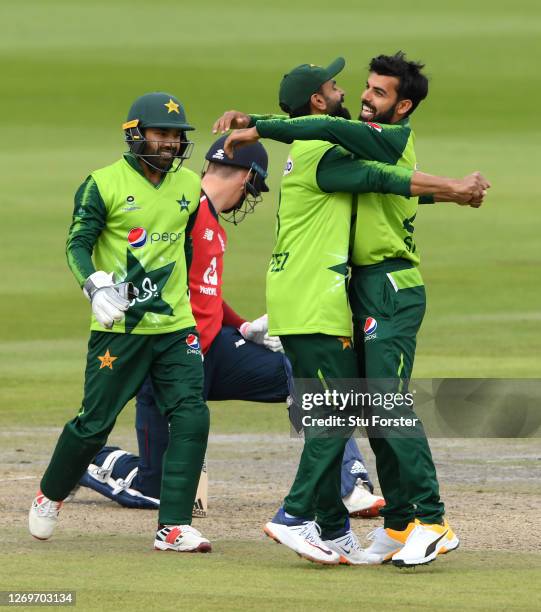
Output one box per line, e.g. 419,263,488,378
177,194,190,212
338,337,352,350
123,250,175,333
164,98,180,114
98,349,118,370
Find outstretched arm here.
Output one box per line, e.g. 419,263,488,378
212,110,287,134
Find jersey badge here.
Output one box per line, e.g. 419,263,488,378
98,349,118,370
177,194,190,212
203,228,214,241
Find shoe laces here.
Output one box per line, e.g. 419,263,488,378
159,524,202,538
34,494,62,518
296,520,323,544
334,529,362,552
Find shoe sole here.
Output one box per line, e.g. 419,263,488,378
439,538,460,555
392,545,444,567
154,542,212,553
349,500,386,519
263,525,341,566
392,556,436,568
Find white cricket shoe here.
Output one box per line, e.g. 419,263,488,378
365,522,417,563
29,490,63,540
343,480,386,518
392,520,453,567
438,520,460,555
154,525,211,553
264,507,341,565
323,527,380,565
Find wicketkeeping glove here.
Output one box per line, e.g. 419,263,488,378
83,271,138,330
239,314,284,353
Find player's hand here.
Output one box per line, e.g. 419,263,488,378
239,314,284,352
83,271,138,329
263,334,284,353
212,110,251,134
450,172,491,206
224,127,260,158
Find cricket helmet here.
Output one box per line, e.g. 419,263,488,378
204,135,270,224
123,92,195,172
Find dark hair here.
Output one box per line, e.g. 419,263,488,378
369,51,428,116
281,86,323,118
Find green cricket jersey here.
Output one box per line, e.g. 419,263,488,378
66,154,201,334
266,139,413,336
256,115,421,267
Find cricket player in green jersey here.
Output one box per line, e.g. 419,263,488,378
222,52,491,567
29,92,212,553
214,57,484,566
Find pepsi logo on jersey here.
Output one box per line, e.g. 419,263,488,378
127,227,184,248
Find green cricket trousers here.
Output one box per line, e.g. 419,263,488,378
350,258,445,530
40,328,209,526
281,334,357,536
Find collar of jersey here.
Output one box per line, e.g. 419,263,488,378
123,153,169,189
201,190,219,219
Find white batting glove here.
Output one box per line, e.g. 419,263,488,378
239,314,284,352
263,333,284,353
83,271,133,330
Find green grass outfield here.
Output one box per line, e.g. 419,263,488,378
1,0,540,609
0,540,539,612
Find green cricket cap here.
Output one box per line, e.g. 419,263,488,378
123,92,194,131
279,57,345,113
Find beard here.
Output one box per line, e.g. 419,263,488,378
141,145,178,170
330,104,351,119
324,94,351,120
358,100,397,124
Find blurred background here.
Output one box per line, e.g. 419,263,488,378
1,0,539,430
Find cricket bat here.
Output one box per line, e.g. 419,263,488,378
192,458,208,518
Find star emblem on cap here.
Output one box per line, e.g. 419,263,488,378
164,98,180,114
98,349,118,370
177,194,190,212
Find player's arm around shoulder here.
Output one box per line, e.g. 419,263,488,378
255,115,409,164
